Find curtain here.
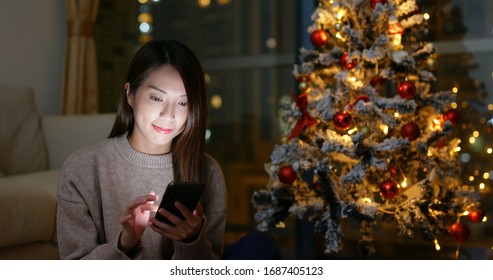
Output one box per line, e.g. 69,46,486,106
62,0,99,114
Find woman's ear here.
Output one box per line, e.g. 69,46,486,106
125,82,133,107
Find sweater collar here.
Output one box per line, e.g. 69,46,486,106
113,134,173,168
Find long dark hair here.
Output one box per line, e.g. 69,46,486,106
109,40,208,183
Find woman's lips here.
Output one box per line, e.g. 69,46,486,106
152,124,172,134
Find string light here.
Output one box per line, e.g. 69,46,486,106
400,178,407,188
434,239,441,251
379,124,389,135
275,221,286,228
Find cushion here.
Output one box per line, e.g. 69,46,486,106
0,169,59,247
41,113,115,169
0,85,48,176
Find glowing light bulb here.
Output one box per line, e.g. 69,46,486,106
401,179,407,188
434,239,441,250
379,124,389,135
276,221,286,228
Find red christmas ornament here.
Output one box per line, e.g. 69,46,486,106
379,180,399,199
278,166,297,185
468,208,485,223
449,222,471,242
443,109,461,126
371,0,388,9
310,29,329,48
339,52,357,70
400,122,420,141
397,81,416,99
333,111,352,130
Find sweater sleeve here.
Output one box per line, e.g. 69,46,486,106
56,155,140,260
171,155,228,260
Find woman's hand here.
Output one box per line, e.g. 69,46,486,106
149,202,204,242
118,191,159,253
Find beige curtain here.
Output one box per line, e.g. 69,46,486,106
62,0,99,114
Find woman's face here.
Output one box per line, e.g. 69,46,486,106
126,64,188,155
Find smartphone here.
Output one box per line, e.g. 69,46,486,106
154,182,205,225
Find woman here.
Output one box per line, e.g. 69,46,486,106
56,40,227,259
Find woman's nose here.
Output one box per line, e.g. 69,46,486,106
159,103,175,120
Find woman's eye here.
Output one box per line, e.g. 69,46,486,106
178,101,188,107
150,96,162,102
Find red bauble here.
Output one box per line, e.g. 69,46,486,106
379,180,399,199
400,122,420,141
310,29,329,47
443,109,461,126
333,111,352,130
278,166,297,185
468,208,485,223
339,52,357,70
449,222,471,242
371,0,388,9
397,81,416,99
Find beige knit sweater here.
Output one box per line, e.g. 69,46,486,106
56,134,227,259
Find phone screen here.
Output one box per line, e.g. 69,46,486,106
154,182,205,225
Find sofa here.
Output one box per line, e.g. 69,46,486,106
0,85,115,259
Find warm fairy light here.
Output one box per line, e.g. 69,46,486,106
431,118,442,131
451,102,458,109
482,216,487,222
401,179,407,188
461,210,469,216
479,183,485,190
337,10,346,20
362,197,372,203
391,35,402,46
474,169,480,176
483,172,490,180
394,112,400,118
335,32,346,42
347,127,358,135
452,86,459,93
487,148,492,154
423,13,430,20
427,149,433,157
488,104,493,111
469,137,476,144
473,131,479,137
380,124,389,135
275,221,286,228
469,176,475,182
349,77,357,83
434,239,441,251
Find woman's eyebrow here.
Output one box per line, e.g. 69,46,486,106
148,85,186,97
149,85,167,94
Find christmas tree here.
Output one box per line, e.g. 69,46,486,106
252,0,485,257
